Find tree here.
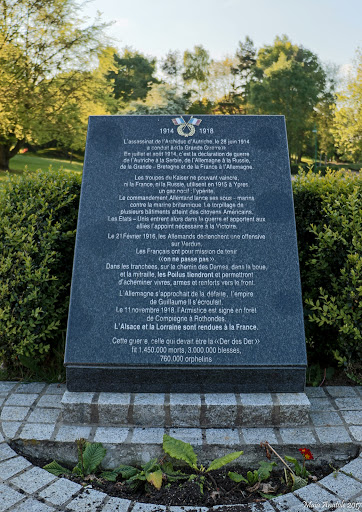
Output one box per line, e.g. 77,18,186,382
107,48,159,107
120,83,189,115
182,45,211,100
231,36,257,112
161,50,183,91
0,0,109,170
332,50,362,163
249,36,327,162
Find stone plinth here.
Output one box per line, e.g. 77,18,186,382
61,391,311,428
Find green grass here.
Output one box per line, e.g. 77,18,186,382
0,152,83,181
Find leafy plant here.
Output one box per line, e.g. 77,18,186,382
229,460,276,486
44,439,107,479
115,459,188,491
306,363,335,387
162,434,243,494
0,168,80,379
260,441,311,492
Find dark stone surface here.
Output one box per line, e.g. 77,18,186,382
65,115,307,392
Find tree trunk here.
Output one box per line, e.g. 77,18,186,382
0,139,25,171
0,144,10,171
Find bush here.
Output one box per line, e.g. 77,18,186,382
0,169,81,377
293,169,362,382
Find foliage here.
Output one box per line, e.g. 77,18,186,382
163,434,243,494
249,35,327,162
116,459,188,491
121,83,190,115
107,48,159,107
0,0,111,169
229,461,276,485
306,363,335,387
44,439,107,478
332,49,362,162
0,169,81,374
182,45,211,100
292,169,362,380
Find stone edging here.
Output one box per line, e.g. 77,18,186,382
0,382,361,511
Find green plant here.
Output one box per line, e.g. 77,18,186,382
162,434,243,494
306,363,335,387
44,439,107,479
293,169,362,380
260,441,311,492
0,168,81,378
115,459,188,491
229,460,276,486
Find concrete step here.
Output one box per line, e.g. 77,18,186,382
61,391,311,427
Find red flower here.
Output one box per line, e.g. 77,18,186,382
299,448,314,460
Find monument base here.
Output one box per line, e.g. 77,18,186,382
61,389,310,428
66,365,306,393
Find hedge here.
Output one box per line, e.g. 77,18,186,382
0,169,81,375
0,168,360,382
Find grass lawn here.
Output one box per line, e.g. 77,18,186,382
0,153,83,181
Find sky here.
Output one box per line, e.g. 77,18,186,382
81,0,362,72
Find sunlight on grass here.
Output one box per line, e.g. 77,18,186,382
0,153,83,181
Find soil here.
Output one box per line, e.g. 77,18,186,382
11,444,349,508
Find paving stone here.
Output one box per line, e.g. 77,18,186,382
27,408,61,424
204,394,238,427
0,432,4,442
309,397,335,411
326,386,360,398
101,497,132,511
16,382,46,394
294,482,341,511
169,508,209,512
37,394,63,408
0,381,17,393
271,493,310,511
20,423,55,440
66,488,107,510
279,427,317,444
98,393,131,425
305,387,327,398
349,425,362,442
132,428,165,444
10,498,56,511
11,466,56,493
241,427,279,444
0,482,24,511
2,421,23,438
5,393,39,406
1,406,30,421
38,477,83,505
133,394,165,427
94,427,129,443
335,397,362,410
239,393,273,426
310,411,344,426
170,393,201,427
0,443,17,461
341,457,362,480
0,396,6,407
0,455,31,480
205,428,239,445
321,471,362,500
55,425,92,441
45,383,67,394
132,504,167,512
315,426,353,443
341,410,362,425
168,428,202,445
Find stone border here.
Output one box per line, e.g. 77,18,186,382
0,382,361,511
